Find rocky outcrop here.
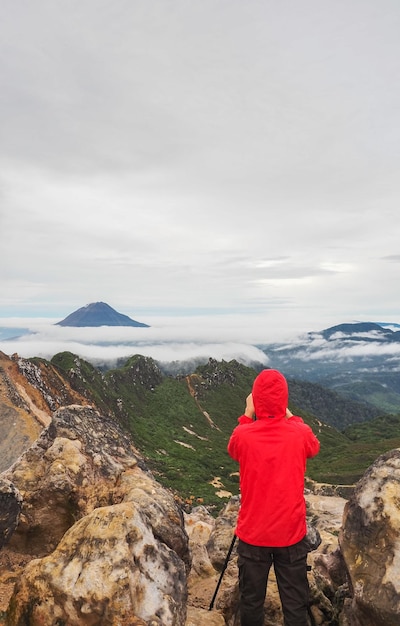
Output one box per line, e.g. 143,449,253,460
1,405,190,626
339,448,400,626
107,355,164,391
0,351,95,473
187,359,252,393
0,354,44,472
0,479,22,550
7,502,187,626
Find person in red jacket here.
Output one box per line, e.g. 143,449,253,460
227,368,320,626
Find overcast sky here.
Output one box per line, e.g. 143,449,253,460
1,0,400,351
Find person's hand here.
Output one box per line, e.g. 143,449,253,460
244,393,255,419
285,408,293,419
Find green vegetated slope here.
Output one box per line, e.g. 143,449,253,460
50,353,400,509
295,405,400,485
333,376,400,415
287,379,382,429
267,351,400,414
344,413,400,441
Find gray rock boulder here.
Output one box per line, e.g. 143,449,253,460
1,405,190,625
339,448,400,626
7,502,186,625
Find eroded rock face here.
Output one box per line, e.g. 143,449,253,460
1,405,190,626
7,502,187,626
339,448,400,626
0,479,22,550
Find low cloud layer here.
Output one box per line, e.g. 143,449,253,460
268,327,400,373
1,317,400,373
0,316,273,368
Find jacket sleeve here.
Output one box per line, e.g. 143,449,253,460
289,414,304,424
227,427,240,461
228,414,253,460
237,414,253,425
304,426,320,458
292,415,320,458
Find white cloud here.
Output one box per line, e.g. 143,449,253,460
0,316,272,367
2,314,400,373
272,328,400,365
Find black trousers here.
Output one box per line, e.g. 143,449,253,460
237,537,310,626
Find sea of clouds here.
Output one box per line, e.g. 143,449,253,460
0,315,277,369
1,315,400,371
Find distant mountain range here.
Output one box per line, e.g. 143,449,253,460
320,322,400,342
55,302,150,328
261,321,400,413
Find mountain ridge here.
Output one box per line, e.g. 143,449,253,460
320,321,400,341
1,350,398,507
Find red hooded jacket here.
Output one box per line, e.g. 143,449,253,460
227,369,320,547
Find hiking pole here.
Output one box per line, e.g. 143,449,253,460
209,533,237,610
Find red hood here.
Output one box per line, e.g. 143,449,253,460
252,369,288,420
